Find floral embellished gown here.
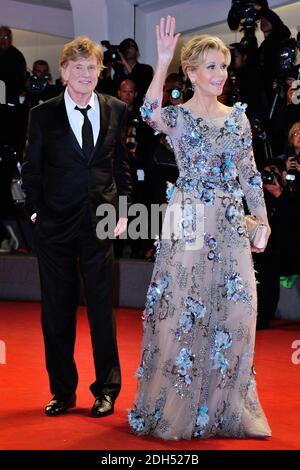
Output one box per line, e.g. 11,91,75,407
128,99,272,440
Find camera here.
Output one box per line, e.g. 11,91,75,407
251,117,267,141
285,172,296,191
126,119,138,151
227,67,241,105
227,1,263,33
261,169,276,184
26,73,51,93
101,40,121,65
288,64,300,104
166,87,183,100
278,38,297,73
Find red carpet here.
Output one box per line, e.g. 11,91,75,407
0,301,299,451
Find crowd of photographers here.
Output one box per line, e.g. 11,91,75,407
0,1,300,327
225,1,300,328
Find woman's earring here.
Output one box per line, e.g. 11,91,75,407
191,80,195,91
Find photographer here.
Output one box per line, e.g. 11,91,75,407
0,26,28,156
98,38,153,105
149,73,183,208
0,25,27,105
227,1,291,103
117,79,144,176
258,4,291,99
117,38,153,106
117,79,152,258
268,67,300,156
224,42,270,166
278,121,300,193
25,60,63,108
255,157,300,328
162,72,185,106
227,42,267,118
254,159,286,329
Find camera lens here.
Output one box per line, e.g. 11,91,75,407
126,124,137,150
171,88,181,99
261,170,275,184
126,138,136,150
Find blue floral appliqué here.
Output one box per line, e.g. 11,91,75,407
177,297,206,335
161,106,179,128
193,405,209,437
224,271,250,303
184,296,206,319
128,408,145,433
201,188,215,206
204,233,220,261
225,203,240,224
224,102,246,132
179,310,194,333
248,174,262,189
145,274,169,318
140,97,158,121
211,328,233,374
205,234,217,250
221,156,237,182
175,348,194,385
166,181,175,202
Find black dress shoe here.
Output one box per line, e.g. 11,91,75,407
45,393,76,416
90,394,114,418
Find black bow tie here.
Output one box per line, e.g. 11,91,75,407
75,105,94,158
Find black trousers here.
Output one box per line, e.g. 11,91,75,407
35,218,121,399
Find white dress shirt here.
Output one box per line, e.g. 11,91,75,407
64,87,100,148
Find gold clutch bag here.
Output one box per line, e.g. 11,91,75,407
245,215,268,249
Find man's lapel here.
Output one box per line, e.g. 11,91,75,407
88,92,111,162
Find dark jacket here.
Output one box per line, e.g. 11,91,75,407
22,91,132,242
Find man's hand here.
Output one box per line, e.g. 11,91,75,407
114,217,128,237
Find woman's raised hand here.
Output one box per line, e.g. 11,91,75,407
156,16,180,67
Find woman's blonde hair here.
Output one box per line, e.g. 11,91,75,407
288,121,300,145
60,36,104,72
181,35,231,79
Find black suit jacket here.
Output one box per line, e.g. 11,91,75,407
22,91,132,242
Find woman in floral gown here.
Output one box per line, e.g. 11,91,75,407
129,16,272,440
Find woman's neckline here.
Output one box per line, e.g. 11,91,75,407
179,103,235,122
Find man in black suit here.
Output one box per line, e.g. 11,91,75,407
22,37,131,417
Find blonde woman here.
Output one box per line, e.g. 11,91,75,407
129,16,271,440
285,121,300,176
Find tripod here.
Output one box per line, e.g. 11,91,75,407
269,78,285,120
